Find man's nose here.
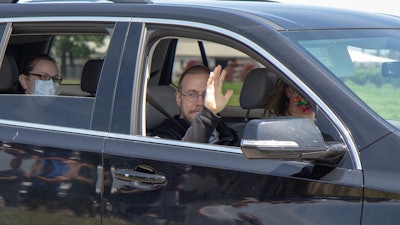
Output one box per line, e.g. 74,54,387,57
195,94,205,105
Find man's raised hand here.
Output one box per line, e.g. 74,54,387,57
205,65,234,115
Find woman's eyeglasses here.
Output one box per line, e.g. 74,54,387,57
28,73,63,83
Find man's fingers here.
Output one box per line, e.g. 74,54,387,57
218,69,227,83
208,65,223,88
207,72,214,86
224,89,234,102
213,65,222,76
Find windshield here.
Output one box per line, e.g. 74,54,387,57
283,29,400,130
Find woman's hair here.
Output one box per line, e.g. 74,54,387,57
19,53,56,75
16,53,56,93
265,79,289,116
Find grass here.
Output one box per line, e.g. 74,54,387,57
345,81,400,120
0,208,97,225
0,207,131,225
223,79,400,122
223,81,243,106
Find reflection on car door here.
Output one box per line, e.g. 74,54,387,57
103,134,364,225
0,124,105,224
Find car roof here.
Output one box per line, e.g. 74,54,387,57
0,0,400,31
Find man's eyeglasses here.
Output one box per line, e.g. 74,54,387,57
28,73,63,83
179,91,205,102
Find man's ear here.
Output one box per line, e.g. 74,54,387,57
175,91,181,107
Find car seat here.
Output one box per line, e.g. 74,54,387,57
240,67,277,120
146,84,180,133
0,55,19,93
80,59,103,96
231,67,277,138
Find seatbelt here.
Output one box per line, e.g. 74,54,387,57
198,41,209,68
146,92,186,132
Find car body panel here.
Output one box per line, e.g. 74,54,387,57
92,21,130,131
103,134,363,224
0,3,400,30
360,134,400,225
111,22,145,134
0,121,104,223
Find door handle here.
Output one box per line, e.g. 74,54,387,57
115,165,167,190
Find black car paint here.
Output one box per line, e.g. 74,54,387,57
104,136,363,224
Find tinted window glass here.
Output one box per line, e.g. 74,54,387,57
0,95,93,128
50,34,109,96
0,22,113,129
284,30,400,130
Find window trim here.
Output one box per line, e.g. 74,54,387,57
140,19,362,170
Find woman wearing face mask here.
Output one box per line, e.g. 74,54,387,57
17,53,61,95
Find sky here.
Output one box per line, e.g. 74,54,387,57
277,0,400,16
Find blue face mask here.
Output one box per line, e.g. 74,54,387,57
53,82,61,95
33,80,57,95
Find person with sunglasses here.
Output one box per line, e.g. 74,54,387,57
151,64,239,146
266,79,315,122
265,79,334,141
17,53,61,95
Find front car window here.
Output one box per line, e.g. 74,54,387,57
284,30,400,130
145,36,265,138
173,38,262,107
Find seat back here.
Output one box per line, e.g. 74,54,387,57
146,85,180,132
80,59,103,96
240,67,277,120
0,55,19,93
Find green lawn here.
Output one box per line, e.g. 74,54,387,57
0,207,130,225
345,81,400,120
223,81,243,106
224,79,400,122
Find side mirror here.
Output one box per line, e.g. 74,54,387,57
240,117,346,166
382,62,400,77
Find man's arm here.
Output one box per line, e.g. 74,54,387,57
153,65,235,144
150,117,188,140
182,107,220,143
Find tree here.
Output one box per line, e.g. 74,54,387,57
52,35,107,78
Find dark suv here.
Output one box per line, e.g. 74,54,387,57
0,0,399,224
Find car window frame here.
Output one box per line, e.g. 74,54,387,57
0,18,129,132
131,21,359,170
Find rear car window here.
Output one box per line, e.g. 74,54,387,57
0,21,113,129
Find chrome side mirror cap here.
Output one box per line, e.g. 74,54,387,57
240,117,346,166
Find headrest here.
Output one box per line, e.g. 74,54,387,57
146,85,179,131
240,68,277,110
0,55,18,93
81,59,103,95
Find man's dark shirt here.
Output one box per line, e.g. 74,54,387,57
151,107,240,146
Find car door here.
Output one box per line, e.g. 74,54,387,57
103,21,364,225
0,19,129,224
